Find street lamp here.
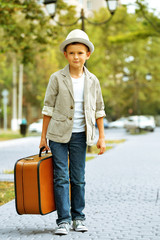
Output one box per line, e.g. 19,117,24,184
43,0,118,31
44,0,57,18
106,0,118,15
2,89,9,131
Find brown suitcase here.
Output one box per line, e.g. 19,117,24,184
14,147,56,215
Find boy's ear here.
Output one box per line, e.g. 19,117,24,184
86,51,91,60
64,51,67,59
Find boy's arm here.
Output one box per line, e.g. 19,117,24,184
39,115,51,151
96,117,106,155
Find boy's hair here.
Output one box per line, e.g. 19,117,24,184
64,42,90,52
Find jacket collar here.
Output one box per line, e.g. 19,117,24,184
61,65,74,99
61,64,93,102
61,64,93,79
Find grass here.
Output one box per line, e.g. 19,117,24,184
86,156,95,161
0,182,15,206
105,139,126,144
86,139,126,155
0,129,41,141
3,170,14,174
0,130,23,141
87,145,113,154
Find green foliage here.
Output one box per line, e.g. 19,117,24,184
0,0,58,62
86,4,160,119
0,0,78,125
1,0,160,125
23,48,59,109
108,30,158,44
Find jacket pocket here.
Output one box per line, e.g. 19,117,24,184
52,113,67,121
48,113,67,136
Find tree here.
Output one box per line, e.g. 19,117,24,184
0,0,79,125
85,4,160,119
1,0,160,127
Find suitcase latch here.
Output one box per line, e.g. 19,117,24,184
24,157,34,160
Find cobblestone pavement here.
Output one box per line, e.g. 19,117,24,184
1,128,160,239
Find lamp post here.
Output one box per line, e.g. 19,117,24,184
18,64,23,124
43,0,118,31
2,89,9,131
11,57,18,131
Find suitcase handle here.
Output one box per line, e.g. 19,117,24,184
39,146,48,157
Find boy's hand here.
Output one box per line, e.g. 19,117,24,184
96,138,106,155
39,137,50,152
39,115,51,152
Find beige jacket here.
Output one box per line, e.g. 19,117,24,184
42,64,106,146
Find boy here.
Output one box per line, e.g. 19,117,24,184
39,29,106,235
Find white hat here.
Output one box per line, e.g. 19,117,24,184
60,29,94,53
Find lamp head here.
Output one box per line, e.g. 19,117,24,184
44,0,57,18
106,0,118,15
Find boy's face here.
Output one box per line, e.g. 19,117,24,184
64,43,91,69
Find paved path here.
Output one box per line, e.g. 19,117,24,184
0,136,41,173
1,128,160,239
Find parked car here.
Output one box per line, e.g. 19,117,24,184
108,117,127,128
124,115,156,132
28,119,43,133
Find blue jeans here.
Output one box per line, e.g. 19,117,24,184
49,132,87,225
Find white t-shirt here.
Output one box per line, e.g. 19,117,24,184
71,73,85,132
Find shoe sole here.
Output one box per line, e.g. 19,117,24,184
73,228,88,232
55,231,68,235
55,229,69,235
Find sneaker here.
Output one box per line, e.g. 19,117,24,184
72,220,88,232
55,222,70,235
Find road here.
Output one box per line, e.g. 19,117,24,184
0,128,129,173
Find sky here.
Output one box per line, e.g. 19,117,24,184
121,0,160,14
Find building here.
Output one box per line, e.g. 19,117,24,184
63,0,108,17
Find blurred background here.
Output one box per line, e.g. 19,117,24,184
0,0,160,136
